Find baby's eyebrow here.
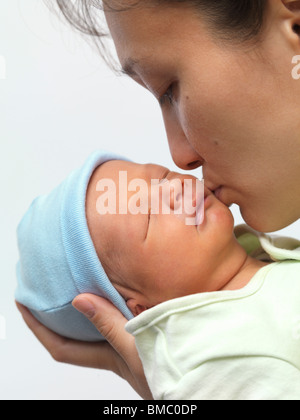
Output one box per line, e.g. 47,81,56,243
143,165,170,184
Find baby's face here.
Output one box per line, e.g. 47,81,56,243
86,160,236,315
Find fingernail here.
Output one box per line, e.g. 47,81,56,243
72,298,95,319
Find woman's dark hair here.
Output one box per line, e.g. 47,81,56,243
45,0,268,71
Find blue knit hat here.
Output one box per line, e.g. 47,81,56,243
16,150,134,342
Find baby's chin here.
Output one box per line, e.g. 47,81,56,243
204,193,235,231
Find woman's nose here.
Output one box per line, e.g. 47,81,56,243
163,111,204,171
171,145,204,171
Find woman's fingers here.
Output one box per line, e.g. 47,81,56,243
16,298,153,399
15,301,120,372
72,294,134,360
72,294,153,399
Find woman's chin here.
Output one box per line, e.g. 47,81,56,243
240,206,280,233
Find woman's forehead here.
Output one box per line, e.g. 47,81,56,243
104,3,209,63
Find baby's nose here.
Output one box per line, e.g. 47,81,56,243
169,180,183,212
165,177,205,217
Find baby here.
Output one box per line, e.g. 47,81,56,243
86,156,269,315
16,150,300,400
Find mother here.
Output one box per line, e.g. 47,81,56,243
17,0,300,399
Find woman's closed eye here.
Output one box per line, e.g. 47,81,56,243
159,84,174,107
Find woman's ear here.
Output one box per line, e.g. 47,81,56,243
126,299,148,317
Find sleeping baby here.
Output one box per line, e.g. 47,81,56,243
16,150,300,400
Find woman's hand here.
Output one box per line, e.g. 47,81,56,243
16,295,153,400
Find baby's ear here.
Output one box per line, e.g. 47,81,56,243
126,299,148,317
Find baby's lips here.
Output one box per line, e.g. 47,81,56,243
193,184,214,226
190,179,204,206
195,204,205,226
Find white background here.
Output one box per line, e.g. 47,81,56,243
0,0,299,400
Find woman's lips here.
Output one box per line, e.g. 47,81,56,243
213,186,233,207
214,186,223,201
